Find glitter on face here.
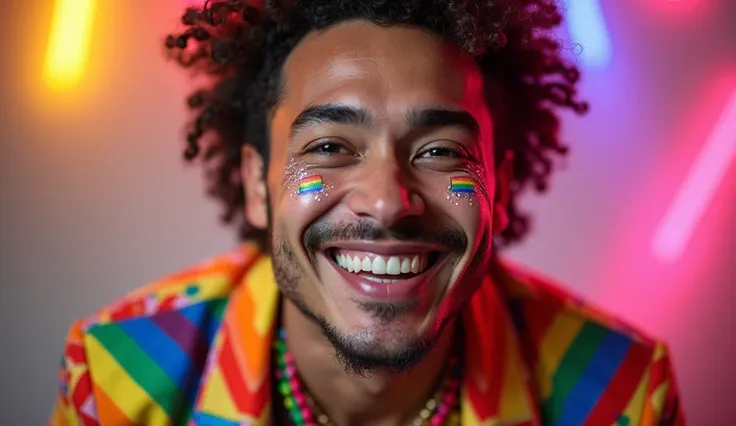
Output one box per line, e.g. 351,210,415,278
284,159,332,202
284,159,309,188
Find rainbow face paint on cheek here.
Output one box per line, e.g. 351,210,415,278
447,176,477,206
298,175,324,194
283,160,332,202
293,174,331,203
450,177,476,194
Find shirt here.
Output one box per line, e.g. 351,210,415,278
50,244,684,425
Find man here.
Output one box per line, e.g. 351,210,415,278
50,1,684,425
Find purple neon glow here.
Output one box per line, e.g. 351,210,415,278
563,0,612,68
652,89,736,262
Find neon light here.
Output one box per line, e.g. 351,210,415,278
652,89,736,262
43,0,97,90
563,0,612,68
298,175,324,195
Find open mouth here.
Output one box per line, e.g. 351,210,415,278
319,241,450,301
327,248,442,283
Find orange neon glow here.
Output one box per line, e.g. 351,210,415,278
43,0,97,90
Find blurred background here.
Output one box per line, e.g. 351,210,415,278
0,0,734,424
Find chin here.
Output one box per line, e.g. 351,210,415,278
315,310,447,375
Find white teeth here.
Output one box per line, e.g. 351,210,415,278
386,257,401,275
371,256,387,274
334,252,431,276
400,258,411,274
361,257,372,271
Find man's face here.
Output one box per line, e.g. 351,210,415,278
244,21,507,373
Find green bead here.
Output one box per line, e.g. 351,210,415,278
284,397,294,409
278,381,290,396
291,407,303,422
617,415,631,426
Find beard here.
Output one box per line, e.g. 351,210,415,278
271,216,467,376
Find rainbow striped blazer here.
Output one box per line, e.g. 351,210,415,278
50,244,684,425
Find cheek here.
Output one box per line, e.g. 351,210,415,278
273,166,344,243
436,174,493,242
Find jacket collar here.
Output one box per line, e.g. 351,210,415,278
193,251,539,425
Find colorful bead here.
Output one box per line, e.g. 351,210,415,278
274,328,461,426
289,377,300,390
301,407,313,421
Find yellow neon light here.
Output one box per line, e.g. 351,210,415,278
43,0,97,90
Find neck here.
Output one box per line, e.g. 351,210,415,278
281,299,457,426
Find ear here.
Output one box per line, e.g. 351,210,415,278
492,151,513,233
241,144,268,230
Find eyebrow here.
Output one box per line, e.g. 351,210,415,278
290,104,372,139
288,104,479,139
405,109,480,137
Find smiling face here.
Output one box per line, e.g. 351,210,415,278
241,21,510,373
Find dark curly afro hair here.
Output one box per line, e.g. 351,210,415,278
165,0,588,250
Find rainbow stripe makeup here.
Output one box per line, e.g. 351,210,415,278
450,177,476,194
298,175,324,195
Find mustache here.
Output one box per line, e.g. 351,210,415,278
304,219,468,254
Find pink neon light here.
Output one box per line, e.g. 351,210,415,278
652,89,736,262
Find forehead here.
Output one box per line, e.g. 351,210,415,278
280,21,485,117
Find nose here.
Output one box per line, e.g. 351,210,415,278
346,158,425,227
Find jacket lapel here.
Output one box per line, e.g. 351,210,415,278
192,253,279,425
461,275,540,426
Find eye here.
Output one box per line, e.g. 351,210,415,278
305,140,352,156
418,146,466,158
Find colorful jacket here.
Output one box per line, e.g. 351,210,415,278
50,244,684,425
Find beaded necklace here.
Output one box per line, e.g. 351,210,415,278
274,328,463,426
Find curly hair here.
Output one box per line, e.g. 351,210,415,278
165,0,588,250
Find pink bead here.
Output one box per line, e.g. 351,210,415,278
301,407,313,421
286,365,297,375
289,376,301,389
294,392,306,405
444,391,456,402
284,353,294,363
430,416,444,426
438,404,449,415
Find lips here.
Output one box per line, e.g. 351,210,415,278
322,242,446,302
